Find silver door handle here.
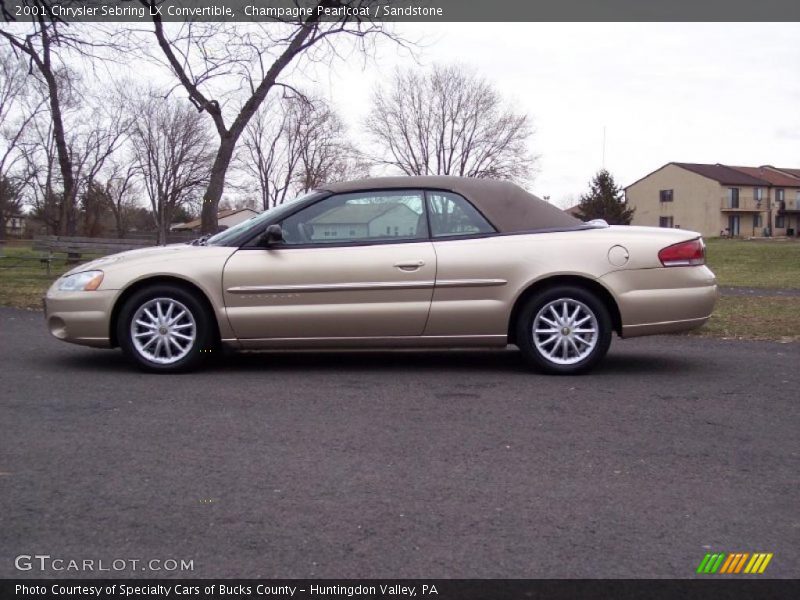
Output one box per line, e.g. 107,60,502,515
394,260,425,270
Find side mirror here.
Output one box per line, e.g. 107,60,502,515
260,224,284,247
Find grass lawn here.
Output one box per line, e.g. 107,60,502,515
0,245,94,310
694,238,800,341
691,296,800,343
1,239,798,342
705,237,800,289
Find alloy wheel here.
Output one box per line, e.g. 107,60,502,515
532,297,599,365
130,297,197,365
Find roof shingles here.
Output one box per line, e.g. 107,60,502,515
672,163,769,186
728,166,800,187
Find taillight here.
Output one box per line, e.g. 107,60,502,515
658,238,705,267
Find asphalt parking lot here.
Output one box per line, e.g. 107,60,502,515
1,306,798,579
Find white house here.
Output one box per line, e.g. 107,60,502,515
308,203,420,240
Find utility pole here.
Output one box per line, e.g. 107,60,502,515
602,126,607,169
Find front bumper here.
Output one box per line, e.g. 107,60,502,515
44,288,117,348
601,266,718,338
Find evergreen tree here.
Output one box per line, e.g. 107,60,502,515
0,175,23,240
80,180,112,237
576,169,635,225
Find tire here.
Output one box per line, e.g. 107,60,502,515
516,285,612,375
117,284,214,373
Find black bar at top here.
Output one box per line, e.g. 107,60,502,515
3,0,800,23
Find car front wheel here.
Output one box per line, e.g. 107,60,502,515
516,285,612,375
117,284,212,373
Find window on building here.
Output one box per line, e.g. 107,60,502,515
753,214,761,229
776,215,786,229
728,188,739,209
776,189,786,210
659,189,673,203
754,188,765,203
659,216,674,228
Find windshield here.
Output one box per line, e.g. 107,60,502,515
205,191,325,247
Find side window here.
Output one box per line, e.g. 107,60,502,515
280,190,427,245
426,191,495,238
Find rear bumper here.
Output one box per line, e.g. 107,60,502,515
600,266,718,338
621,314,713,338
44,288,116,348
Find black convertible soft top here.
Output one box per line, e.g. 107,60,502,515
322,176,582,233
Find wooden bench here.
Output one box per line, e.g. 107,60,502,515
31,236,155,274
0,239,62,273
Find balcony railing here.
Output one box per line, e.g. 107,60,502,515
777,199,800,212
720,196,763,211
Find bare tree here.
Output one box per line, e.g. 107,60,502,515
0,47,40,175
71,97,131,201
365,64,537,183
128,92,213,244
239,94,356,210
0,46,40,240
102,159,140,238
19,109,59,233
16,71,129,235
295,97,363,192
239,96,305,210
137,0,408,234
1,1,123,233
1,15,83,234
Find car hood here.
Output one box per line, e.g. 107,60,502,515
62,244,232,277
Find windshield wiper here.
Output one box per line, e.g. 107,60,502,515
189,234,211,246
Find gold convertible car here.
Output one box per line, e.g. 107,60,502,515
44,176,718,374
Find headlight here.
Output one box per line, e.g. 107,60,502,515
57,270,104,291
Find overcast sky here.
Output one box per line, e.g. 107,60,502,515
309,22,800,207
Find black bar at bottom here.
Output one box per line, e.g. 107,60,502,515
1,579,799,600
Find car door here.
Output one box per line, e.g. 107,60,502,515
423,190,511,338
222,190,436,342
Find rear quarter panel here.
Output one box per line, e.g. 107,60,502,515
425,226,713,337
597,226,717,334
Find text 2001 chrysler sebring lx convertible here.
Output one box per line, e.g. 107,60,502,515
45,176,718,374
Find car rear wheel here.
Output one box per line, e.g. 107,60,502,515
516,285,612,375
117,284,212,373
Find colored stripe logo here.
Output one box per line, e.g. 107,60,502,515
696,552,773,574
